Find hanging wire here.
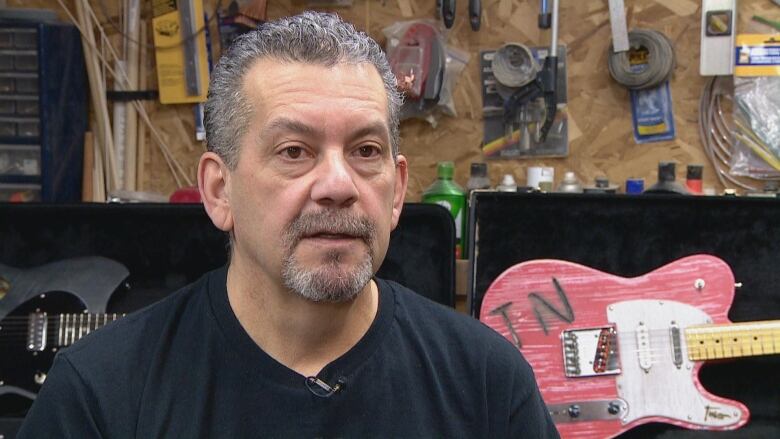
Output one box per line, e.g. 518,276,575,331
697,76,780,192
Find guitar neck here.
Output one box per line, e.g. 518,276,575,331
685,320,780,361
22,312,125,353
54,313,124,347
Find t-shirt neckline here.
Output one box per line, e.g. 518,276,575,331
207,265,395,389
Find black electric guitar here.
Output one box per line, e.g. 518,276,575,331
0,257,129,415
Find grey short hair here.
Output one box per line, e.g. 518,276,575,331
204,11,403,169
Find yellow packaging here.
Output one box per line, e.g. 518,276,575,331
152,0,210,103
735,34,780,77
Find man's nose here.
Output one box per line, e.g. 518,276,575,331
310,151,359,207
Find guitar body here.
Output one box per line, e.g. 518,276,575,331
0,257,129,416
0,292,86,415
480,254,750,439
0,257,129,317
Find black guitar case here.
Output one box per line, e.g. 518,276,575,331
0,202,455,435
468,192,780,439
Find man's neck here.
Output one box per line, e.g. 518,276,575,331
225,260,379,377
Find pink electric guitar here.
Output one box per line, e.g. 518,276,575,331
479,254,779,439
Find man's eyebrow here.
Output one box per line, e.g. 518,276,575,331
260,118,390,144
261,117,318,139
348,120,390,143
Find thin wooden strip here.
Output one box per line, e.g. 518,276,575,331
81,131,94,201
136,19,148,191
73,0,119,192
123,0,141,191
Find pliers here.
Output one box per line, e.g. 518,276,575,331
440,0,481,31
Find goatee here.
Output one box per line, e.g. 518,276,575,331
280,210,376,302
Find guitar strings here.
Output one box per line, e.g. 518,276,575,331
0,314,122,321
0,317,122,342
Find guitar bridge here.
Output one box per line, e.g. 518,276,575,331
562,325,621,377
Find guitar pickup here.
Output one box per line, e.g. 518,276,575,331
562,325,621,378
670,322,683,368
26,312,47,352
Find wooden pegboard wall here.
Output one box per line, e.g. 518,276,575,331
18,0,780,197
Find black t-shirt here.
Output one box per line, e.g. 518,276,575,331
18,266,559,438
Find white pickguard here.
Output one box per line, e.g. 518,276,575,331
607,300,743,427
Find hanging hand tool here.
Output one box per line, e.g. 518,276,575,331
608,0,630,52
442,0,456,28
538,0,551,29
503,0,560,143
179,0,202,96
469,0,481,31
438,0,480,31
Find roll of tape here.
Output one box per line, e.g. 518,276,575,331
527,166,555,190
607,29,676,90
491,43,539,88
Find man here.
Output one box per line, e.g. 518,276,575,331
18,11,558,438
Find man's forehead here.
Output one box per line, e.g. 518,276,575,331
241,58,389,111
241,58,390,132
242,58,385,93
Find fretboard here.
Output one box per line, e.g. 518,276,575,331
685,320,780,361
55,313,124,347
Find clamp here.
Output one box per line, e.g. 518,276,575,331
503,0,560,143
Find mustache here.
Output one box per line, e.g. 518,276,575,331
283,210,377,246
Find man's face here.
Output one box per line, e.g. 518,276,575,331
224,59,407,302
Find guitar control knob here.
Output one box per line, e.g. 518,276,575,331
608,401,621,415
0,275,10,299
34,372,47,385
568,404,581,418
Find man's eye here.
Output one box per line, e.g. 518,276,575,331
357,145,379,158
284,146,303,159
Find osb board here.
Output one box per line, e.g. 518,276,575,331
22,0,780,197
388,0,778,197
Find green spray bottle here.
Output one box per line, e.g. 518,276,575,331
422,161,467,259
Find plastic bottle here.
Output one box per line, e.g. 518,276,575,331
583,176,619,194
556,171,583,193
644,162,690,195
625,178,644,194
422,161,468,259
496,174,518,192
466,163,491,193
685,165,703,194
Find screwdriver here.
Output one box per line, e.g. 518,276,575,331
539,0,551,29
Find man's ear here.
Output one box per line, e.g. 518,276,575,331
198,151,234,232
391,154,409,230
